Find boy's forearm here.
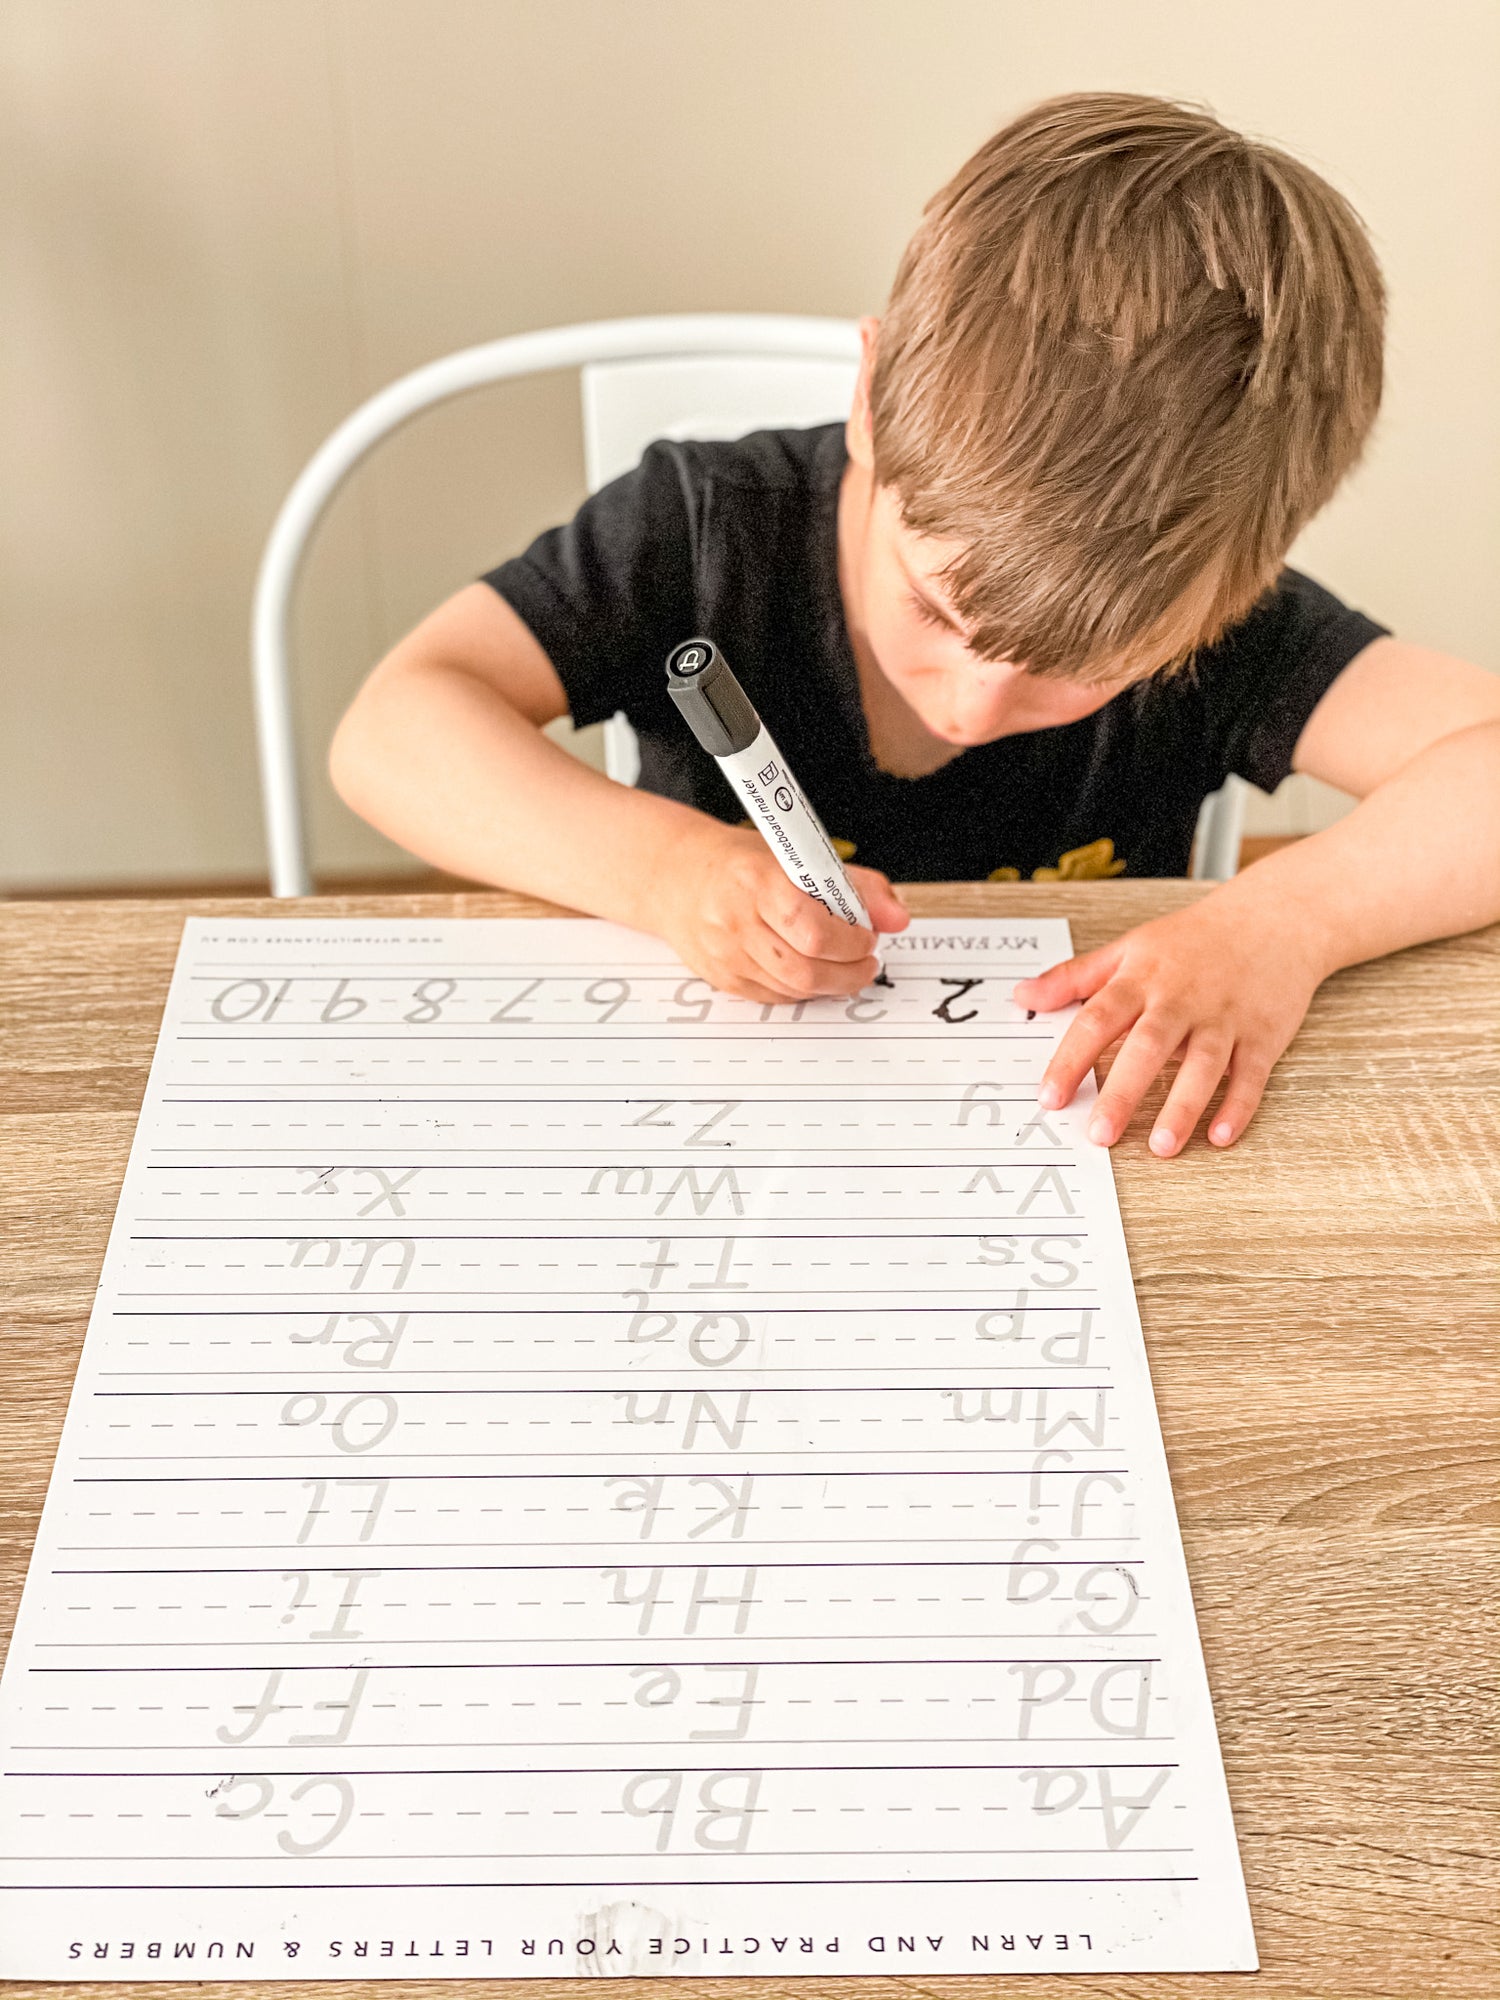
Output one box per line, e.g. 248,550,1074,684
1210,719,1500,975
330,655,712,929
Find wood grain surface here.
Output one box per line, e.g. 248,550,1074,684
1,885,1496,2000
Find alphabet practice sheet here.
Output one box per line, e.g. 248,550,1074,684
0,916,1255,1979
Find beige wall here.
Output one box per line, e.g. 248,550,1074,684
4,0,1497,888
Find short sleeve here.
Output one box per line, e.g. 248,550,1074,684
480,440,697,729
1195,569,1389,794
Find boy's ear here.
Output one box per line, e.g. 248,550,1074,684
845,316,879,470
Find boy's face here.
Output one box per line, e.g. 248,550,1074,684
843,320,1212,743
853,481,1136,742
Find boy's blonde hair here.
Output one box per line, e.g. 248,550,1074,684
870,93,1384,679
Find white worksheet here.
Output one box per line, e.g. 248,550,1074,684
0,916,1255,1979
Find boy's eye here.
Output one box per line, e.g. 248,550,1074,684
907,590,951,631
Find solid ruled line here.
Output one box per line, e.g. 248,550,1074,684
76,1456,1120,1472
141,1160,1080,1168
14,1759,1174,1776
52,1555,1140,1576
127,1229,1087,1242
1,1848,1189,1865
23,1735,1174,1751
70,1472,1128,1488
53,1544,1144,1560
142,1154,1079,1168
142,1159,1076,1169
36,1634,1158,1650
188,964,1048,972
130,1215,1078,1228
91,1369,1109,1383
28,1654,1163,1674
129,1224,1096,1240
115,1291,1099,1301
90,1379,1109,1397
153,1096,1048,1112
180,964,1030,973
103,1296,1096,1312
112,1297,1098,1312
0,1874,1197,1889
96,1364,1110,1379
176,1032,1040,1048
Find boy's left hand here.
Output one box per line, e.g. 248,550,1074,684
1011,894,1328,1156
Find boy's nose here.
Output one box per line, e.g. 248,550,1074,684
951,674,1021,739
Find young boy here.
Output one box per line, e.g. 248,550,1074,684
330,93,1500,1157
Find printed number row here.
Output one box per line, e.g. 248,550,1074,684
198,974,1019,1030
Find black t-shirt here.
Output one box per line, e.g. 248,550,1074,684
482,424,1387,881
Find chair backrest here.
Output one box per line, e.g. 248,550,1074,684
252,315,861,895
581,354,859,492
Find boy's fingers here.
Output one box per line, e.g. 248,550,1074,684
741,941,811,1001
1149,1035,1233,1157
849,865,911,933
1014,940,1124,1013
761,877,877,965
686,949,786,1007
712,972,788,1007
1084,1012,1185,1146
1036,981,1143,1109
1207,1048,1274,1147
747,922,875,999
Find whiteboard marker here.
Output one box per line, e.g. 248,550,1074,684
666,637,873,930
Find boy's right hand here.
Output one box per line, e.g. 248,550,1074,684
652,824,909,1004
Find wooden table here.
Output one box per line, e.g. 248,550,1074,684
2,885,1496,2000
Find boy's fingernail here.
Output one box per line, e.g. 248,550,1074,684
1087,1115,1113,1145
1210,1120,1234,1145
1037,1081,1061,1109
1150,1127,1176,1157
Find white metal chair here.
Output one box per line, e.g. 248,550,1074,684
1190,773,1246,881
251,312,1245,894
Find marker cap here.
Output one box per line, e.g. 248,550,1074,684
666,639,760,757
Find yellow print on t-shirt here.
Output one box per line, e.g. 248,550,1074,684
988,838,1127,884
